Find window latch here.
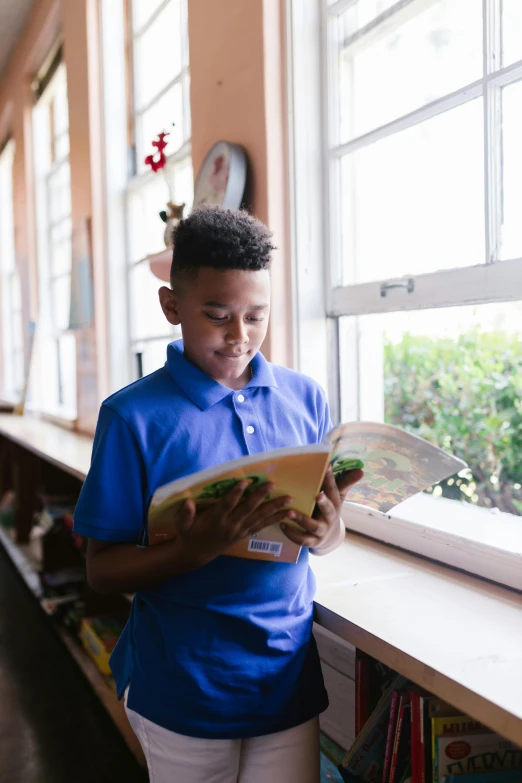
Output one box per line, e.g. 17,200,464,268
380,278,414,297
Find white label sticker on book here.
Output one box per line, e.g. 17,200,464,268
247,539,283,556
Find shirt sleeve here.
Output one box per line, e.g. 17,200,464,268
317,387,333,443
73,404,150,542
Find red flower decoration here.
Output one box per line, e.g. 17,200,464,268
144,131,170,172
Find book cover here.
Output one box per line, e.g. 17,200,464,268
431,712,488,782
436,733,522,779
383,690,401,783
147,421,466,562
339,674,407,782
355,652,395,737
441,772,522,783
389,696,411,783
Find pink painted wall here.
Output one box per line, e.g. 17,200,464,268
188,0,292,367
0,0,293,426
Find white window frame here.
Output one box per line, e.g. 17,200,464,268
100,0,190,391
31,62,77,421
0,140,24,403
287,0,522,591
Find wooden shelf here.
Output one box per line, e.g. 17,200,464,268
311,532,522,746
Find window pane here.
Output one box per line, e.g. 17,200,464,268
132,0,166,32
340,0,397,35
502,0,522,67
340,301,522,516
339,0,482,141
340,99,484,285
129,262,174,341
51,274,72,332
501,80,522,260
139,81,184,170
50,218,72,276
128,176,170,263
164,156,194,208
58,334,77,413
133,335,179,378
48,161,71,225
134,0,182,110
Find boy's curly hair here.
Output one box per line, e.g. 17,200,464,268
170,205,275,286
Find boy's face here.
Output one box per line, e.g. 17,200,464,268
159,267,271,389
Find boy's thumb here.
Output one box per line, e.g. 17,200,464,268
178,498,195,532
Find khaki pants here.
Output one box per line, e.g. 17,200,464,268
124,693,320,783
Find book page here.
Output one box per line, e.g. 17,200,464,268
327,422,467,513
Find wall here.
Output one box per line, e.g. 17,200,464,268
0,0,107,433
0,0,293,430
188,0,292,367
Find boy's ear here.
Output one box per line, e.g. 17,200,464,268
158,286,181,326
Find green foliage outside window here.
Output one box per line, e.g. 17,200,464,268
384,329,522,516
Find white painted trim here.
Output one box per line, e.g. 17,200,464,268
286,0,329,393
99,0,133,393
329,257,522,316
341,494,522,592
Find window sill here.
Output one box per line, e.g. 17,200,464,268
341,492,522,592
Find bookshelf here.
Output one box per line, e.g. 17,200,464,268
1,413,521,763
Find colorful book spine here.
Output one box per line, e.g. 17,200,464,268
383,690,400,783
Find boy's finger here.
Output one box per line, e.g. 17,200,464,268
178,499,196,532
283,511,328,539
237,482,276,516
336,469,364,497
219,480,251,514
322,466,339,500
279,523,321,549
247,508,293,535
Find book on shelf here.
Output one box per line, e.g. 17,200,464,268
338,673,408,781
348,659,522,783
147,421,466,563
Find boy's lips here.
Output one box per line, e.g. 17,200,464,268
216,352,247,359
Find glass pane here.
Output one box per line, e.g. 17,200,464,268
54,132,70,160
341,99,484,285
53,70,69,136
9,274,22,313
340,0,398,34
133,335,178,378
58,334,77,413
339,0,483,141
340,301,522,515
50,218,72,276
129,262,173,341
501,80,522,260
48,162,71,225
127,177,170,263
164,156,194,208
51,274,72,332
502,0,522,67
132,0,167,31
134,0,182,110
139,81,184,170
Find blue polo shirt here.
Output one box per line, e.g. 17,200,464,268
73,340,330,739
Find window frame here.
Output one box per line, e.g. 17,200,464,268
31,62,77,421
287,0,522,590
0,139,24,403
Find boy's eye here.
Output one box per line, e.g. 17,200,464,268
206,314,228,322
247,317,265,323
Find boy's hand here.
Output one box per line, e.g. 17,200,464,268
177,480,293,565
280,465,363,551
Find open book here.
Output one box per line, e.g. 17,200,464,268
147,422,466,563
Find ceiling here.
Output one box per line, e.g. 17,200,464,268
0,0,35,80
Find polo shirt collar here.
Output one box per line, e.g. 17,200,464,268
165,340,278,410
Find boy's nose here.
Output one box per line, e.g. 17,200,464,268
226,322,248,344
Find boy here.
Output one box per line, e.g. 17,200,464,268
73,206,362,783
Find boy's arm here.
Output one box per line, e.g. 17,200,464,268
86,480,293,593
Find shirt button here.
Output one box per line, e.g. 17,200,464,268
246,425,255,434
237,394,245,403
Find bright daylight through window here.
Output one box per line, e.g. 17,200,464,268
324,0,522,534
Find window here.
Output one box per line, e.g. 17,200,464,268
125,0,193,379
289,0,522,588
32,62,77,418
0,140,24,402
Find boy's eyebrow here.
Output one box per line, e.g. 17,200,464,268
204,301,268,311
